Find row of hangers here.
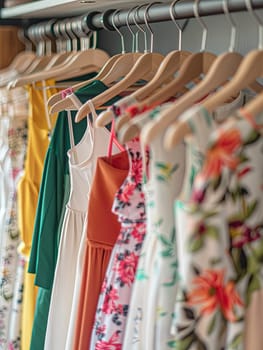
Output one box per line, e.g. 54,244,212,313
1,0,263,151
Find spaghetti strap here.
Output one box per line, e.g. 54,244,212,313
67,111,75,150
86,100,98,123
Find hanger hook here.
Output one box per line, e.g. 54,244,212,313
222,0,237,52
17,28,33,52
134,4,148,53
65,20,78,52
170,0,184,51
112,9,125,54
245,0,263,49
144,2,160,53
193,0,208,52
126,6,139,52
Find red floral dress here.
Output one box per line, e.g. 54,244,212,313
89,108,147,349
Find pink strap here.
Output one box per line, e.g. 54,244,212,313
108,118,125,157
61,87,73,99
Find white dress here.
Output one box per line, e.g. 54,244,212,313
123,93,245,350
44,99,120,350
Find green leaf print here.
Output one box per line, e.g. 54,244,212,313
206,226,219,239
155,162,179,181
207,313,217,335
157,175,166,182
239,153,249,164
167,334,195,349
244,200,258,219
154,218,164,228
228,333,243,349
188,235,204,252
209,257,223,266
136,268,148,281
244,130,260,145
246,274,261,305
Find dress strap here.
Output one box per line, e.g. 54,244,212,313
67,110,75,150
86,99,98,123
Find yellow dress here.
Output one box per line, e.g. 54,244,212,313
17,80,58,350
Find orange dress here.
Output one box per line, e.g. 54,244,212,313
73,150,129,350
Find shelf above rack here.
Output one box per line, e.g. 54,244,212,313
1,0,153,19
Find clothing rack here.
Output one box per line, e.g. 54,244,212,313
2,0,263,34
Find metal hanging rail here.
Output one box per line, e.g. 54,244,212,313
92,0,263,30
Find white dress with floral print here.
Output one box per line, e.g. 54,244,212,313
171,105,263,349
0,93,28,348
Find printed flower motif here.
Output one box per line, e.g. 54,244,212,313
117,183,136,204
95,331,122,350
131,159,143,183
191,182,207,204
102,288,119,314
130,225,146,242
95,324,106,337
229,221,261,248
116,252,139,286
187,269,243,322
200,129,242,180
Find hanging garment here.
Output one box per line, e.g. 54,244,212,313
0,86,28,350
72,97,138,350
171,108,263,350
70,149,129,350
121,103,185,350
44,98,123,350
89,101,148,350
123,92,245,350
16,80,58,350
0,111,28,348
28,80,112,350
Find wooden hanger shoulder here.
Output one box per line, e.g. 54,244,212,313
49,53,124,113
75,52,164,123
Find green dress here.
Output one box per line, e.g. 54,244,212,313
28,80,119,349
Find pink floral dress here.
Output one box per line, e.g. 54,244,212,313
90,106,147,349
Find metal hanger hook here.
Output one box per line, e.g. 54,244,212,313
222,0,237,52
65,20,78,52
17,28,33,52
112,9,126,54
193,0,208,52
245,0,263,49
144,2,161,53
170,0,184,51
134,4,148,53
126,6,139,52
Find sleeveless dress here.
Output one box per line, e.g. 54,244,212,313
71,148,129,350
123,93,245,350
0,110,27,348
89,99,147,349
16,80,58,350
28,80,111,350
44,99,122,350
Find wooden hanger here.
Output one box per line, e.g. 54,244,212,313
163,0,263,150
201,0,263,114
112,0,192,133
75,4,165,123
10,19,110,88
75,51,164,122
48,8,144,114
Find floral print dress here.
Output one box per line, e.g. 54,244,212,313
0,88,28,349
90,97,146,350
122,104,186,350
171,107,263,349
